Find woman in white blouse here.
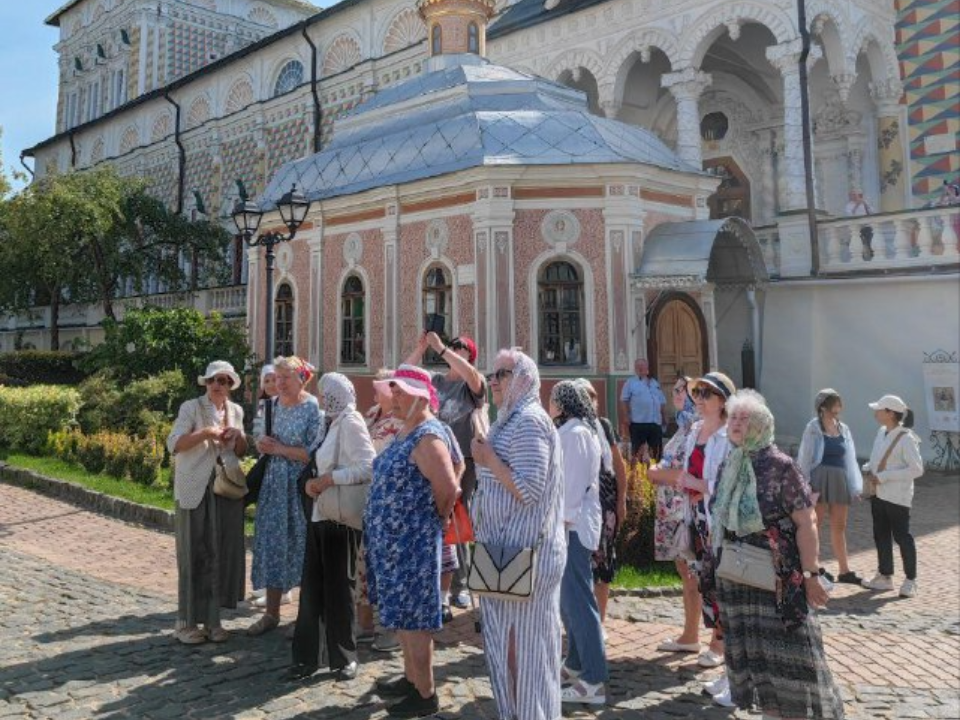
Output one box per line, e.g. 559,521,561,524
550,380,607,706
285,373,376,682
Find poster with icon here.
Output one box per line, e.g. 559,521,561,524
922,353,959,432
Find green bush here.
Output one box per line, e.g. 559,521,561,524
0,385,82,454
0,351,89,385
81,306,252,383
77,369,191,438
616,460,658,569
47,428,165,487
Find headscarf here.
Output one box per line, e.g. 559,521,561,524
319,372,356,421
490,348,540,438
711,390,775,549
550,379,597,431
275,356,315,384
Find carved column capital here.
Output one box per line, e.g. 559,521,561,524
662,68,712,102
870,78,904,115
831,73,857,104
766,39,821,75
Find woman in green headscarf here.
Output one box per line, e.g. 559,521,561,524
713,389,845,719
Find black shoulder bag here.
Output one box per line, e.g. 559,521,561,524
243,398,274,507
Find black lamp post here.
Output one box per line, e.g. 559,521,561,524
232,184,312,361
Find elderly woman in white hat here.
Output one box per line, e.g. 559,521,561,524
167,360,248,645
861,394,924,598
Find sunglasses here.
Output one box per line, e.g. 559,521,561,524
672,386,687,395
206,376,232,387
485,368,513,383
691,387,720,400
449,339,468,352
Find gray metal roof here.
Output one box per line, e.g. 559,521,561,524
635,218,768,287
260,56,699,208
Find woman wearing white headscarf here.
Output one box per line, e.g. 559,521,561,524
470,349,566,720
285,373,376,682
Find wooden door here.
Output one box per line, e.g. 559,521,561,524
655,299,705,384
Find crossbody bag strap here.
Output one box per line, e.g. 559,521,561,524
877,430,906,474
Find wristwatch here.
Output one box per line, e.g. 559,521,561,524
801,570,817,579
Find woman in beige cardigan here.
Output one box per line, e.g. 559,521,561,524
167,361,248,645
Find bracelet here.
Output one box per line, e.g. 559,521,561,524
439,347,447,358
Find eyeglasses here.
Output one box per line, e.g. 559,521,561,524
449,339,467,352
672,386,687,395
485,368,513,383
691,387,720,400
206,376,232,387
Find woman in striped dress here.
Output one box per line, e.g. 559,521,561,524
470,348,566,720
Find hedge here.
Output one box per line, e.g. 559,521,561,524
0,351,89,386
46,428,165,487
0,385,82,454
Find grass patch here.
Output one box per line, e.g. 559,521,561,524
1,451,175,510
612,562,683,589
1,450,257,536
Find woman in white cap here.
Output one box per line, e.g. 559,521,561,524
167,360,247,644
365,364,460,718
797,389,864,585
861,394,923,598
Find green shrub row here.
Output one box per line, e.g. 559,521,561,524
46,428,166,487
0,351,89,386
0,385,82,454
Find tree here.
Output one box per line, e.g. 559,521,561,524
0,165,235,347
82,306,252,383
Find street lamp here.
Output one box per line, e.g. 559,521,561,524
232,183,312,361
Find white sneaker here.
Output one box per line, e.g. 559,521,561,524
712,685,736,708
899,579,917,598
697,649,724,668
862,574,895,591
703,674,728,696
252,592,293,608
561,680,605,705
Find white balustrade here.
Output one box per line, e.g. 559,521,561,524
818,206,960,273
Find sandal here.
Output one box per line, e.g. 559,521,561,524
657,638,700,653
561,680,606,705
207,626,229,643
560,665,581,685
175,627,207,645
247,614,280,637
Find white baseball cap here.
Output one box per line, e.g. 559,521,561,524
868,394,907,413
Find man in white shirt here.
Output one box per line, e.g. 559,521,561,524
619,358,667,461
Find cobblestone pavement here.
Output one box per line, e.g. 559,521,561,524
0,474,957,720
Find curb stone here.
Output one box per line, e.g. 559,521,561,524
0,461,175,533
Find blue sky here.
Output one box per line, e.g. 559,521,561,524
0,0,63,189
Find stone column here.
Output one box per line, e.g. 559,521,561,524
662,69,712,168
307,231,324,370
471,186,515,370
604,188,645,375
871,78,907,212
382,202,399,368
766,40,808,211
846,140,864,196
246,247,261,358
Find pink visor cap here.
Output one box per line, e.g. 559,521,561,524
372,364,439,412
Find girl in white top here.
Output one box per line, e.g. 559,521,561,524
860,394,924,598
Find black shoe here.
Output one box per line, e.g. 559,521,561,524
837,571,862,585
335,661,358,681
441,604,453,624
282,663,318,682
376,676,416,697
387,690,440,718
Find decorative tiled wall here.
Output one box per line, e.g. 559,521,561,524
896,0,960,201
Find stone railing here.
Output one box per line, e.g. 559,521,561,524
818,206,960,273
206,285,247,315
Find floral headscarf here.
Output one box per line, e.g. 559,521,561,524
490,348,540,438
320,372,356,419
711,390,775,549
550,379,597,430
275,356,316,384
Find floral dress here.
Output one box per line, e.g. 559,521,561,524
365,418,453,631
717,445,845,719
251,398,321,592
654,422,696,562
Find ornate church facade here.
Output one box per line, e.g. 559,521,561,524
10,0,960,466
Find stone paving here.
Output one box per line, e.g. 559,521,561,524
0,473,958,720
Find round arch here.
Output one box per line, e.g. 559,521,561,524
527,249,597,370
680,2,796,68
268,57,306,97
606,29,681,101
851,28,901,85
543,48,605,87
336,265,371,369
415,256,459,352
223,75,256,115
273,279,299,357
646,292,709,381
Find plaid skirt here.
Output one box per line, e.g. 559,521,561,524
718,578,845,719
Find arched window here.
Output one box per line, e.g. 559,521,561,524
537,261,585,365
340,274,366,365
467,22,479,54
431,24,442,56
273,60,304,97
422,264,452,364
274,283,294,357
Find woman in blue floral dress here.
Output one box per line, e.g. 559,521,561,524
365,365,459,719
248,357,322,636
